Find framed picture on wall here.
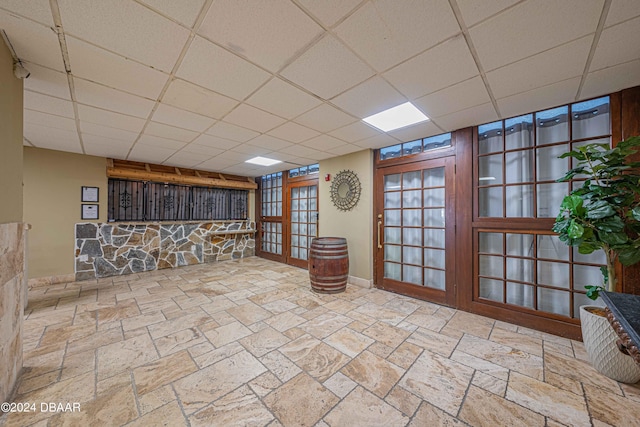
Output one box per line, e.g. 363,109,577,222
81,204,99,220
81,186,99,202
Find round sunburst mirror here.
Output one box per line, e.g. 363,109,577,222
330,170,361,211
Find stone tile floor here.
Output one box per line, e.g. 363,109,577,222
2,257,640,426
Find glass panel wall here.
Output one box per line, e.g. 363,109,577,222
475,96,610,319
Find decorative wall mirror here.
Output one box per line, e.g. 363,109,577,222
330,170,361,211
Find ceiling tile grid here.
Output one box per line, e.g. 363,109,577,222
2,0,640,176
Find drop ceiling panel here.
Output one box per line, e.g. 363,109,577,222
74,79,156,119
66,36,168,99
162,79,238,119
383,35,478,99
205,121,259,143
25,124,82,153
328,121,381,143
456,0,520,28
57,0,190,72
281,34,375,99
590,16,640,71
77,105,146,133
164,151,212,168
82,135,132,158
230,143,272,156
23,64,71,100
191,134,240,150
128,144,175,163
199,0,323,72
294,103,357,133
215,150,253,162
246,78,322,120
152,104,216,132
137,134,186,150
581,59,640,100
267,122,320,143
470,0,603,72
24,110,77,131
145,122,198,143
326,143,362,156
497,77,582,119
353,133,400,149
0,15,65,71
387,121,442,143
300,135,345,151
24,91,74,119
181,144,224,157
605,0,640,27
138,0,205,27
486,36,592,99
331,76,406,118
176,36,270,100
0,0,54,26
277,144,323,158
198,157,234,171
432,102,498,132
414,76,490,119
296,0,363,28
80,122,139,143
248,134,294,151
335,0,460,71
222,164,259,175
223,104,287,133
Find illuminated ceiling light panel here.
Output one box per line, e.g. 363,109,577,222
362,102,429,132
245,156,282,166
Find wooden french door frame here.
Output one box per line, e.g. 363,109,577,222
285,177,319,269
255,174,286,263
374,156,457,307
255,173,319,267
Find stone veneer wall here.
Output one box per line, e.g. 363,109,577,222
0,223,25,403
75,221,256,280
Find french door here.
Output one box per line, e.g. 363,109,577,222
256,172,318,267
375,157,456,306
287,180,318,268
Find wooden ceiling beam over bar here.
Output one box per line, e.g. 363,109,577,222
106,159,258,190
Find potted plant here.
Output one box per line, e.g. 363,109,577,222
553,135,640,382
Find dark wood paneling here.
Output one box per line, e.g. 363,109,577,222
620,86,640,295
455,128,474,310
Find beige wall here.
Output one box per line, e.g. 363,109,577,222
23,147,108,279
319,149,374,281
0,39,24,403
0,40,23,224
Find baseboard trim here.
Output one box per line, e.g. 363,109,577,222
28,274,76,288
348,275,373,289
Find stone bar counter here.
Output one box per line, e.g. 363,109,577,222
602,291,640,366
75,220,256,280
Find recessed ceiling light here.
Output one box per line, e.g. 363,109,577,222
362,102,429,132
245,156,282,166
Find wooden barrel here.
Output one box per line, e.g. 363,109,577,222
308,237,349,293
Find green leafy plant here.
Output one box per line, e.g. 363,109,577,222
552,136,640,300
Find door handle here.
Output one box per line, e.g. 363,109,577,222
377,213,383,249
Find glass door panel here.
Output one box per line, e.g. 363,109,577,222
287,181,318,269
376,157,455,306
257,172,285,263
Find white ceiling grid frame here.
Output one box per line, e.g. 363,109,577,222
64,36,169,99
280,34,376,100
162,78,239,120
57,0,191,73
197,0,325,73
23,91,75,119
4,0,640,176
334,0,462,72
